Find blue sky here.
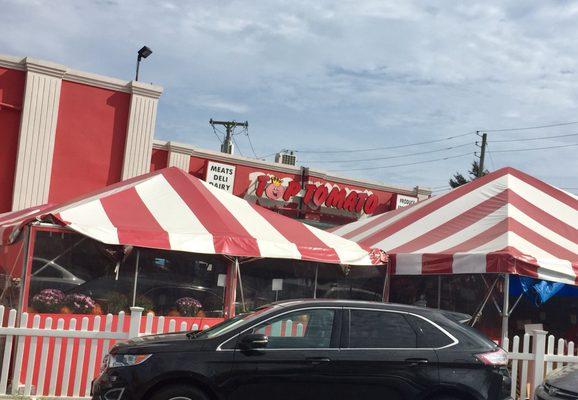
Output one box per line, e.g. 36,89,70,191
1,0,577,193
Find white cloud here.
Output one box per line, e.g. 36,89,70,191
0,0,576,192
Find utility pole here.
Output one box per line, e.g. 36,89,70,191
477,131,488,178
209,119,249,155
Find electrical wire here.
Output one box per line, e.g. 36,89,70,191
211,125,223,144
490,142,578,153
484,121,578,132
294,131,476,154
300,142,473,164
244,128,259,158
329,152,473,172
489,132,578,143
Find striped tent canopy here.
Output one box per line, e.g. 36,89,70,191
0,167,381,266
331,167,578,284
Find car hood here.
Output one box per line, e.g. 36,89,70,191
112,332,207,354
546,364,578,393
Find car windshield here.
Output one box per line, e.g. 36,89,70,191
193,306,273,339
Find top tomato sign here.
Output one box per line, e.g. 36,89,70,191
255,175,379,215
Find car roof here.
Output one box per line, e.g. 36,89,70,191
271,298,442,315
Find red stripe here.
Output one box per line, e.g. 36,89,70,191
390,190,509,254
508,168,578,210
339,199,426,240
99,187,170,249
507,190,577,240
357,168,511,247
250,204,340,263
421,254,453,274
163,168,260,257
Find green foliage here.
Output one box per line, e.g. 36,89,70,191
449,160,489,188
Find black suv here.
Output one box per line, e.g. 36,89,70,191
92,300,512,400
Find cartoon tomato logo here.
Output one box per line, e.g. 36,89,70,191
265,177,286,200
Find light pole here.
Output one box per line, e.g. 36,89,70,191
135,46,153,81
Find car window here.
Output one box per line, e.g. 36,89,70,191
349,310,416,349
405,314,454,348
252,309,335,349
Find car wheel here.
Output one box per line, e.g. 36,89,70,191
150,384,209,400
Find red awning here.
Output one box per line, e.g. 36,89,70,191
332,167,578,284
0,167,383,266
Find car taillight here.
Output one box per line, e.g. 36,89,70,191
475,348,508,366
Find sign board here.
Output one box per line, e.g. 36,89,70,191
396,194,418,209
206,161,236,193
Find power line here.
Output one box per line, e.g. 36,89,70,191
490,142,578,153
329,152,473,172
301,142,473,164
484,121,578,132
295,131,476,154
489,132,578,143
245,129,259,158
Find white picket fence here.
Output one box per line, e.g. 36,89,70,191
0,306,209,399
505,330,578,400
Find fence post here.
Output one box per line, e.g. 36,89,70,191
128,307,144,339
532,330,547,393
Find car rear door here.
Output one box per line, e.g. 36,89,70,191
324,308,440,400
227,307,341,400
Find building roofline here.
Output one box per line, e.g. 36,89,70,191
154,139,431,196
0,54,162,96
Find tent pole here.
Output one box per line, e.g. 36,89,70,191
501,274,510,346
382,261,391,302
437,275,442,309
237,259,246,313
313,265,318,299
223,257,238,319
131,249,140,307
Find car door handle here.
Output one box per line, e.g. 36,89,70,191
306,357,331,364
405,358,429,367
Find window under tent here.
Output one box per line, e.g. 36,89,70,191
8,224,387,318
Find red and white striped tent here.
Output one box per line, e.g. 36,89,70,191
332,167,577,285
0,167,380,266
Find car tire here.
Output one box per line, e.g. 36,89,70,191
149,384,209,400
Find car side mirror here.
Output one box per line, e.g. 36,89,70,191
239,333,268,350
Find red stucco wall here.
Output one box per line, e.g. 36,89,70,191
49,81,131,203
0,67,25,213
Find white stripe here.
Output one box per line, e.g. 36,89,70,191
395,254,422,275
536,259,576,285
58,200,119,245
416,205,508,254
304,224,373,265
199,180,302,260
508,174,578,229
345,196,436,243
371,175,510,251
452,253,487,274
134,175,215,254
508,205,578,254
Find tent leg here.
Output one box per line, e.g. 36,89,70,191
223,258,238,319
437,276,442,309
131,249,140,307
382,262,391,303
501,274,510,346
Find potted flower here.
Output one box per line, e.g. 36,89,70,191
64,293,96,314
175,297,203,317
106,292,129,314
31,289,65,313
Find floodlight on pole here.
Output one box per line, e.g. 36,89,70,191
135,46,153,81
